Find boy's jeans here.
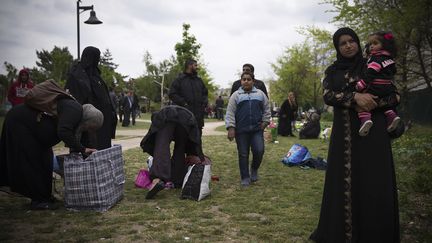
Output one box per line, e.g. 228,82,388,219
235,130,264,180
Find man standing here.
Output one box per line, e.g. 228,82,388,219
121,91,133,127
230,63,268,97
169,59,208,137
215,96,224,120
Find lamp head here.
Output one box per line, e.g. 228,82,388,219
84,10,102,24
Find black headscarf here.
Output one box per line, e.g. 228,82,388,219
328,27,365,79
80,46,101,76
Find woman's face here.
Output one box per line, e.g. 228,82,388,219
338,34,359,58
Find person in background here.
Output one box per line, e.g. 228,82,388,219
169,59,208,139
225,72,271,187
278,92,298,137
215,95,224,120
131,91,140,125
109,87,118,121
230,63,268,97
66,46,117,150
0,95,103,210
299,111,321,139
122,90,133,127
310,27,401,243
7,68,34,106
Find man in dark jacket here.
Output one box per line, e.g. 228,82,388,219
66,46,117,149
230,63,268,97
169,59,208,137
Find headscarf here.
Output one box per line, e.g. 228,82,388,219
328,27,365,79
17,68,32,84
75,104,104,142
80,46,101,76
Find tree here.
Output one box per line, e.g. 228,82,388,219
271,26,334,110
35,46,73,85
174,23,217,100
323,0,432,93
271,43,316,109
3,61,17,83
100,49,119,70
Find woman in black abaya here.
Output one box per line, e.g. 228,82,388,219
278,91,298,136
0,100,103,210
310,27,400,242
66,46,117,150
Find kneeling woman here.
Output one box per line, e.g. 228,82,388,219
0,97,103,210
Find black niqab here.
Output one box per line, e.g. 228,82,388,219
80,46,101,76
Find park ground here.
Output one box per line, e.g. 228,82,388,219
0,116,431,242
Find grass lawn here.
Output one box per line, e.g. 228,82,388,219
0,123,431,242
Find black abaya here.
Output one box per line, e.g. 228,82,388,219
278,99,297,136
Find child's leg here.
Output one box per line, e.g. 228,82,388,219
250,130,265,182
358,111,373,136
235,132,251,185
384,109,401,132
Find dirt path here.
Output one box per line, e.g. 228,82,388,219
55,121,225,153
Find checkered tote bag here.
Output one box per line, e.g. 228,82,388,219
64,145,125,212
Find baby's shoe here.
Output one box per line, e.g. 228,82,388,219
385,112,401,132
359,119,373,136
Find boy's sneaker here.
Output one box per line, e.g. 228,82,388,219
251,169,259,182
387,116,401,132
359,120,373,136
241,178,250,187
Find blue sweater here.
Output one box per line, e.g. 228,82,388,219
225,87,271,134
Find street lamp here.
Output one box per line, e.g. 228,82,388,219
76,0,102,59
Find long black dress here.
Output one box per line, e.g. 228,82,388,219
66,46,117,150
310,65,400,243
278,99,297,136
0,99,85,201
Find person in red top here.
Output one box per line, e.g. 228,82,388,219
7,69,34,106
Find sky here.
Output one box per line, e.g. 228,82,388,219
0,0,337,89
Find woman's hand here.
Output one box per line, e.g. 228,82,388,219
354,93,378,112
227,127,235,141
84,148,97,154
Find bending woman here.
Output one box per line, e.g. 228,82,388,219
0,96,103,210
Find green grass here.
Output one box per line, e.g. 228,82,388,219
0,123,431,242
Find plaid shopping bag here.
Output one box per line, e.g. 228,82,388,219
63,145,125,212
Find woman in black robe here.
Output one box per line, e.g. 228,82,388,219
278,92,298,136
310,27,400,242
0,100,103,210
66,46,117,150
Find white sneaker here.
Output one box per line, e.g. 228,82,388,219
359,120,373,136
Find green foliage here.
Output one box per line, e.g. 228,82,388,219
271,27,334,110
174,23,217,101
0,122,431,242
323,0,432,94
271,43,316,108
34,46,74,85
3,61,17,82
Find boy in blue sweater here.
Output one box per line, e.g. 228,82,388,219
226,72,271,186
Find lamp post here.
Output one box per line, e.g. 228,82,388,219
76,0,102,59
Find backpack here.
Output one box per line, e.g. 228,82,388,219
25,79,75,116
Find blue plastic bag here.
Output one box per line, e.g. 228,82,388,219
281,144,311,166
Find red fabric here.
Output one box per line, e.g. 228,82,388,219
7,69,34,106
